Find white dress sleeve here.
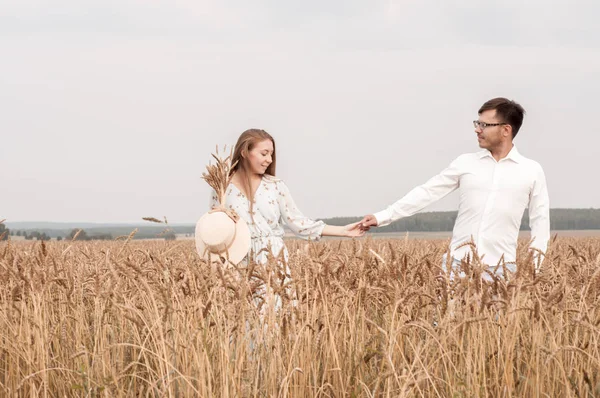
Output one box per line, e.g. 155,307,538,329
276,180,325,240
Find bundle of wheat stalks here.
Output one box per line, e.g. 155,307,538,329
201,146,237,207
0,236,599,396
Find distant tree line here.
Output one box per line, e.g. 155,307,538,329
67,229,112,241
0,223,9,241
7,228,177,241
25,231,52,241
15,229,176,241
7,230,59,241
520,209,600,231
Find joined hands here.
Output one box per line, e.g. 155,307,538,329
346,214,378,236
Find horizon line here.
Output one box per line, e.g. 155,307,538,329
4,207,600,226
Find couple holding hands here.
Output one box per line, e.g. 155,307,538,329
196,97,550,281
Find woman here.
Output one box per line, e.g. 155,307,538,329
210,128,364,265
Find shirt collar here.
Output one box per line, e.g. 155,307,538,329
479,145,522,163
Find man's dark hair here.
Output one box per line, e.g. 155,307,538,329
478,97,526,138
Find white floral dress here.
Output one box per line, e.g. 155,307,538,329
209,175,326,264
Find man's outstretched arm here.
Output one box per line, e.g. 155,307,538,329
359,156,464,229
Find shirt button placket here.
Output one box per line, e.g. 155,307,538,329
477,162,500,253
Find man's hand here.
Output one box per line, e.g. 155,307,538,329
358,214,378,231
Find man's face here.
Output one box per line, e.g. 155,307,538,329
474,109,509,150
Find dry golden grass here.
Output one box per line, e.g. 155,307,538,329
1,236,600,397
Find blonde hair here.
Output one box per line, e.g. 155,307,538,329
231,129,276,215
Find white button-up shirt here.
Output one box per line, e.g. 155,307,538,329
374,147,550,266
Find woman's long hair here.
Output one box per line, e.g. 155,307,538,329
231,129,276,215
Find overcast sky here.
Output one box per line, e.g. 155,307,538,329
1,0,599,224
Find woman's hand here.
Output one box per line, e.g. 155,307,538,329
343,222,366,238
321,223,367,238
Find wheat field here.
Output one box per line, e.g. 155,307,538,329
1,235,599,397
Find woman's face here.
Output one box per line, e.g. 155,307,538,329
246,139,274,175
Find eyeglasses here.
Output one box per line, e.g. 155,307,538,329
473,120,507,129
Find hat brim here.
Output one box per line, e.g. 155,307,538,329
194,212,251,265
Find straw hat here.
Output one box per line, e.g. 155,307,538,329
195,209,251,265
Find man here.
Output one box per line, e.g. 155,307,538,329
359,98,550,279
